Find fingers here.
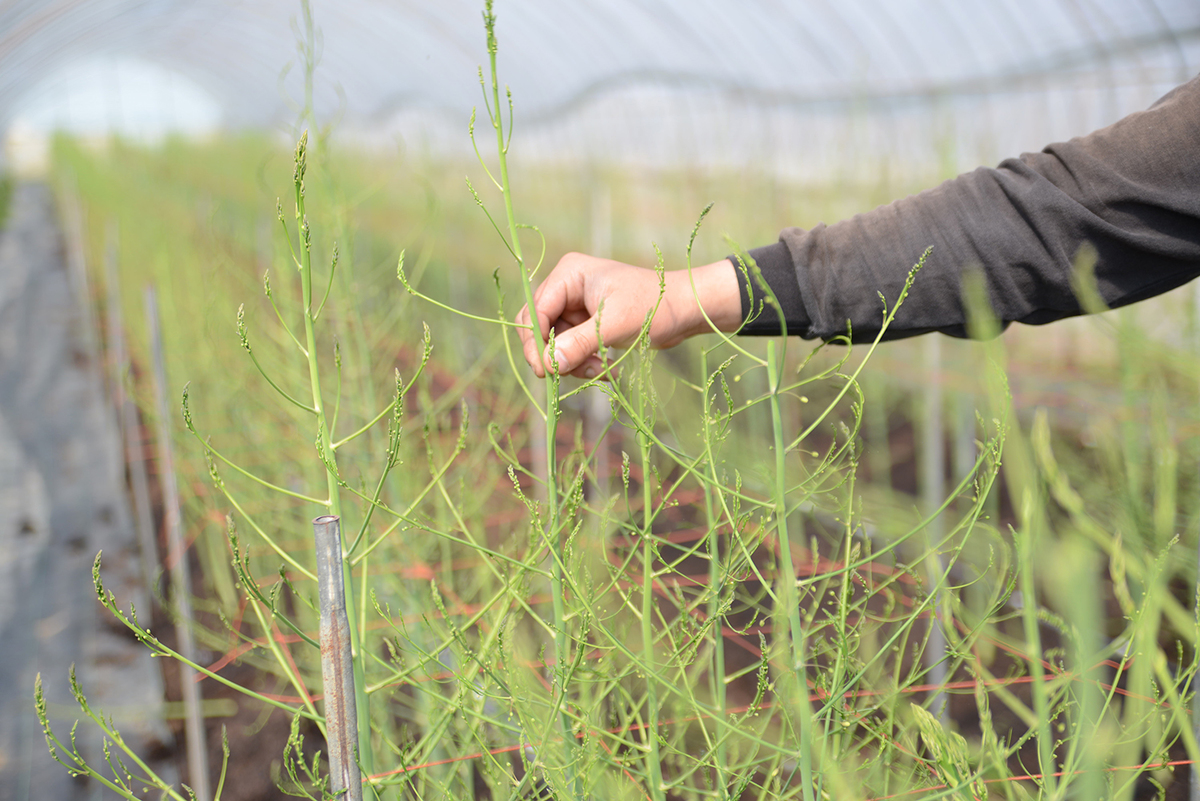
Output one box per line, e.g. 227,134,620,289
566,354,613,381
518,309,605,379
516,254,589,376
514,252,657,380
515,299,555,377
547,313,601,376
520,319,547,377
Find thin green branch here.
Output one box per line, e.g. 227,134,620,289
468,107,503,192
93,556,318,720
263,269,308,356
192,434,327,506
198,450,317,580
237,304,318,414
312,241,338,320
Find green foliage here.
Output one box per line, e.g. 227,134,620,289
36,4,1200,800
36,627,233,801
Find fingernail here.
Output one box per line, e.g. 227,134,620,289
553,348,566,369
584,366,597,379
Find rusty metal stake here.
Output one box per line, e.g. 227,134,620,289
312,515,363,801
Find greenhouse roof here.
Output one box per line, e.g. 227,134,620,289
3,0,1199,173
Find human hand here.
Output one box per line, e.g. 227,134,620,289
515,252,741,379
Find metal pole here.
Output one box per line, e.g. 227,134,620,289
867,374,892,492
62,191,100,363
953,393,976,494
586,180,613,501
145,286,210,800
104,222,122,407
104,225,159,596
529,411,549,502
921,335,948,722
312,515,363,801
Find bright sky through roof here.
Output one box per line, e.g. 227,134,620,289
11,58,221,141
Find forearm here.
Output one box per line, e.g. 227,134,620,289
737,74,1200,343
664,259,743,343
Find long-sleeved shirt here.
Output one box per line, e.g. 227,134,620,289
736,74,1200,342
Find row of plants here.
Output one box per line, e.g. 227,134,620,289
34,3,1200,798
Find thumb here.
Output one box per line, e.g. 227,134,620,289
547,318,601,375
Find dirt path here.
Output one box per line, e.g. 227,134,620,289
0,183,174,800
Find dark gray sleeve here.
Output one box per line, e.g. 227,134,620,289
735,74,1200,342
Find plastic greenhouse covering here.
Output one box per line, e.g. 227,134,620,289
3,1,1200,174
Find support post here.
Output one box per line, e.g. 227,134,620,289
586,180,614,501
105,225,160,596
145,286,210,800
921,335,948,722
313,515,364,801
